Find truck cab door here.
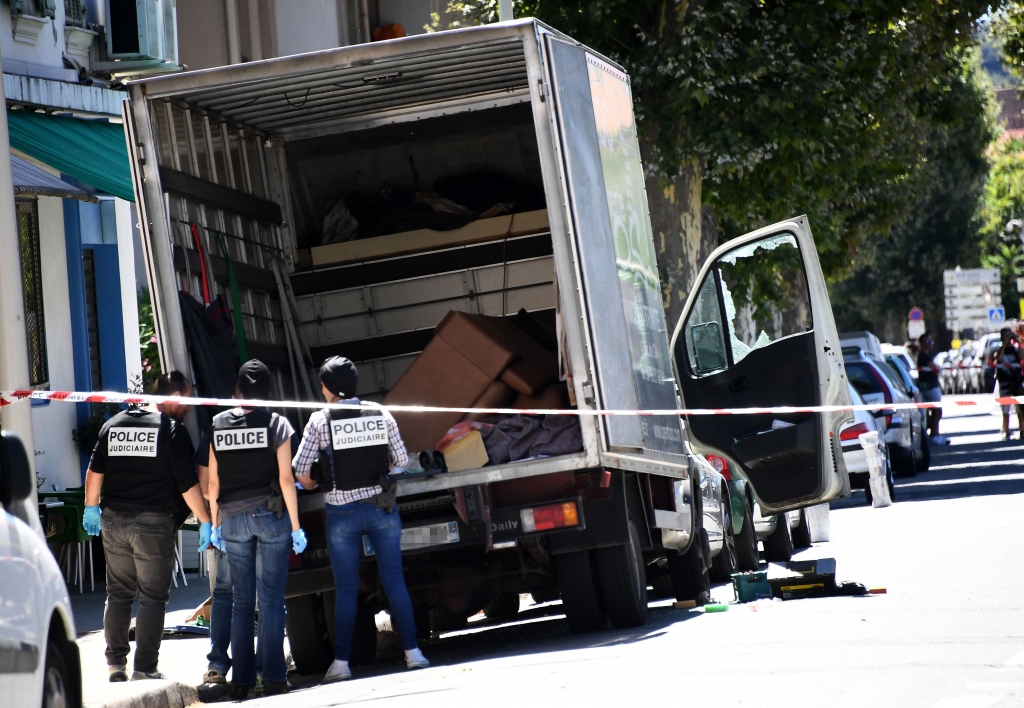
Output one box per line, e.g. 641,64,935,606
670,217,850,514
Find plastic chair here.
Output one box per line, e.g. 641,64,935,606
44,503,94,594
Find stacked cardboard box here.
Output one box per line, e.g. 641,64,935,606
382,310,564,453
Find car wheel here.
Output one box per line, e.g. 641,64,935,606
916,429,931,472
284,594,333,674
762,515,794,562
791,509,812,549
42,641,74,708
887,457,896,501
709,493,738,583
733,495,759,572
892,434,918,479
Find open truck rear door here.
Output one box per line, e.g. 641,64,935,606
670,217,850,514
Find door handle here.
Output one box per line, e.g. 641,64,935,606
728,376,748,393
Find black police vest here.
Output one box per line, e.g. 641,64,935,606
212,408,279,504
100,409,174,513
322,407,390,492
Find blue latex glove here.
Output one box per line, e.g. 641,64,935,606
211,526,226,552
82,505,101,536
198,522,212,552
292,529,308,555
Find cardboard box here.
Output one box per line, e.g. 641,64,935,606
441,429,490,472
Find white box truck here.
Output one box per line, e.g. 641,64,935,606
123,18,850,670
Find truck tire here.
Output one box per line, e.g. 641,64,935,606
554,550,606,633
285,594,333,674
709,499,738,583
350,593,378,666
484,592,521,620
791,509,812,549
429,608,468,633
594,517,648,629
762,515,794,562
734,496,759,572
667,527,710,605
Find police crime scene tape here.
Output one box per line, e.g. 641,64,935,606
0,389,1019,417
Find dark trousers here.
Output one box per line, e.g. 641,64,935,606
100,508,176,673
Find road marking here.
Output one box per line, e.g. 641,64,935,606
1004,649,1024,666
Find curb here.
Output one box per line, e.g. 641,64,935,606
84,680,198,708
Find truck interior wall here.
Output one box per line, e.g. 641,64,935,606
284,104,543,250
284,102,560,405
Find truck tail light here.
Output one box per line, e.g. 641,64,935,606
520,502,579,533
705,454,731,481
840,422,869,441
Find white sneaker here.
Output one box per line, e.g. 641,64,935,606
405,648,429,670
324,659,351,683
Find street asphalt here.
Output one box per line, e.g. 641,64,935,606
78,395,1024,707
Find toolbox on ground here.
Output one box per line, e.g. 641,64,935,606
767,558,837,600
731,570,773,603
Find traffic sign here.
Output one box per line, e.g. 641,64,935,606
943,268,1000,285
946,307,993,319
989,307,1006,325
908,307,924,321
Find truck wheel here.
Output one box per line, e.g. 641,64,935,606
762,515,794,562
667,527,710,605
484,592,521,620
594,517,648,629
285,594,333,674
553,550,606,632
734,496,759,572
791,509,812,549
650,573,674,599
429,608,468,633
709,506,738,583
350,593,378,667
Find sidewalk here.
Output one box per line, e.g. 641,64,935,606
72,574,212,708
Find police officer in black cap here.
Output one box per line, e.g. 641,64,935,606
206,359,306,699
82,371,213,683
293,355,428,683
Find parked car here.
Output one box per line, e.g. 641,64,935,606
881,343,918,381
884,352,929,446
840,383,894,504
0,431,81,708
843,346,928,476
840,331,885,359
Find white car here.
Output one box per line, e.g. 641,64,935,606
839,383,894,504
0,431,81,708
881,343,918,381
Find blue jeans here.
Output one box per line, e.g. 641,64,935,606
325,503,419,660
221,506,292,685
207,549,265,677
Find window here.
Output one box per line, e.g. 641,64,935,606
16,200,48,387
682,274,728,377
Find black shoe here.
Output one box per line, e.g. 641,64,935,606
228,683,253,701
262,680,294,696
196,682,232,703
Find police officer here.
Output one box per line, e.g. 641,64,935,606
82,371,212,682
206,360,307,699
293,356,428,683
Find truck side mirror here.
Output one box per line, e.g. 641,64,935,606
0,431,33,508
691,321,727,373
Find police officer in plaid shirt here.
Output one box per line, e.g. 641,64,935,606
293,356,428,682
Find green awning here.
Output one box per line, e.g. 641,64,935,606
6,110,134,202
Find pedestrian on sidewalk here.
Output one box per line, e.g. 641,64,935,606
293,356,429,683
917,332,949,445
82,371,213,683
996,327,1024,440
206,360,307,700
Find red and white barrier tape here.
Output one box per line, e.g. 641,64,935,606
0,389,1016,417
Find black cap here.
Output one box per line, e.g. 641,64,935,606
237,359,271,400
320,356,358,398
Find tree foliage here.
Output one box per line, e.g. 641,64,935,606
830,54,995,337
444,0,991,279
978,138,1024,318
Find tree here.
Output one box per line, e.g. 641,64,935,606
830,55,995,340
978,138,1024,319
442,0,992,327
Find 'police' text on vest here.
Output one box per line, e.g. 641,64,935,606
108,427,159,457
331,416,388,450
214,428,269,451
